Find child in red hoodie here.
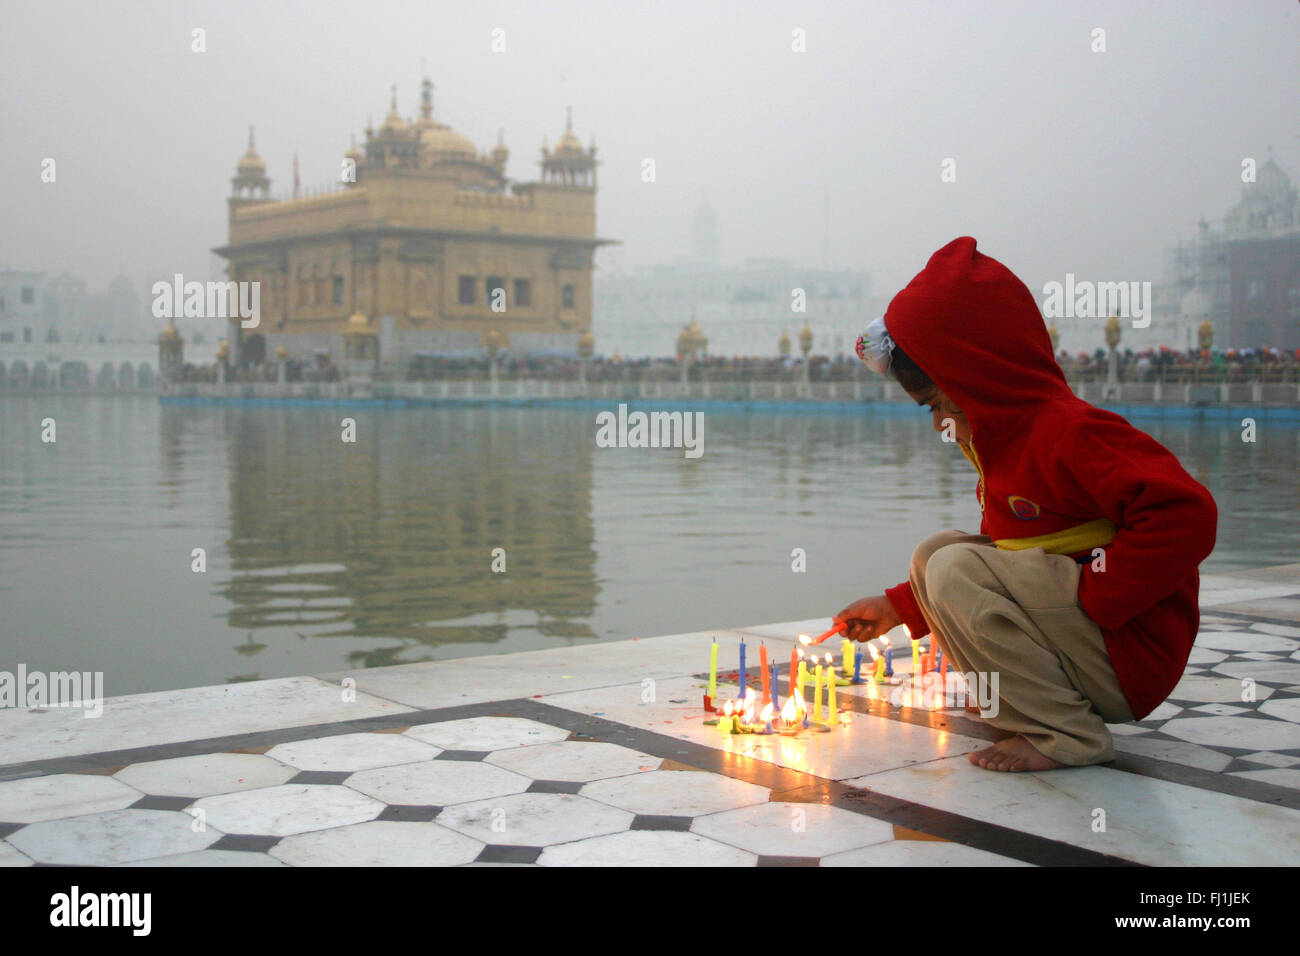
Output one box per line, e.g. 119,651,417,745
835,237,1218,772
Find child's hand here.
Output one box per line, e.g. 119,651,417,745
834,595,902,642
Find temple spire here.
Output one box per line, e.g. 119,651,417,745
421,76,434,121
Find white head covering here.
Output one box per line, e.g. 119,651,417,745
854,316,895,374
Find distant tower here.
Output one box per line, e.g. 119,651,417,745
230,127,271,204
540,107,597,187
691,199,718,267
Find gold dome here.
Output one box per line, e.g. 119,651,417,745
378,86,408,135
275,345,289,360
345,311,372,334
420,124,476,159
236,127,266,176
159,322,181,342
554,106,585,157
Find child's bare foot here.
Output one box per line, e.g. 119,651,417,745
968,735,1064,772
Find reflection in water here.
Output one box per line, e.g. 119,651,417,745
1,395,1296,695
211,406,600,667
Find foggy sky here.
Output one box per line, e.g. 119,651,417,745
2,0,1298,315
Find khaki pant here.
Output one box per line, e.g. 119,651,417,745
909,530,1135,765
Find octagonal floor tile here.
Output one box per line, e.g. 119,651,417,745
1161,715,1300,752
691,802,893,858
1259,698,1300,724
1165,676,1273,704
0,773,140,824
1187,647,1228,666
539,830,756,866
115,752,296,798
193,784,383,837
1229,768,1300,789
822,841,1032,866
267,732,439,772
119,850,286,866
581,770,769,817
0,842,33,866
404,716,569,751
346,761,530,806
8,809,219,865
1194,632,1298,653
486,741,660,783
438,792,633,846
1213,662,1300,685
271,820,483,866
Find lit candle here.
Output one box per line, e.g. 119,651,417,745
852,643,864,683
841,638,855,677
718,700,735,733
813,660,823,723
883,636,894,677
760,643,770,707
707,638,718,710
738,638,747,701
797,651,807,698
770,660,779,709
869,642,885,683
935,649,943,674
761,701,774,734
825,653,837,719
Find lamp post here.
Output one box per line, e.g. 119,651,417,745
798,322,813,385
578,330,594,391
1104,315,1121,397
484,329,505,392
216,337,229,385
779,329,791,359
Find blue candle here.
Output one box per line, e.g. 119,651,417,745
935,649,943,673
852,647,863,683
885,643,894,677
769,660,779,708
738,638,747,700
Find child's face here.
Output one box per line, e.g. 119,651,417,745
908,383,972,445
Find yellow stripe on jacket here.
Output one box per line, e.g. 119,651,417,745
959,440,1116,555
994,517,1117,555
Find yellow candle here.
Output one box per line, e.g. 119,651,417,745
874,653,886,683
841,639,855,677
708,640,718,698
826,655,837,718
797,660,808,700
813,662,823,723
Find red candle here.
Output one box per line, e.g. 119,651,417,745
790,647,798,699
760,643,771,706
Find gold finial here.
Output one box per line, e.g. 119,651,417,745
390,85,397,111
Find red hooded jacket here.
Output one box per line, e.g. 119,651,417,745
881,237,1218,720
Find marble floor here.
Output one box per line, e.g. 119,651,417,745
2,565,1298,867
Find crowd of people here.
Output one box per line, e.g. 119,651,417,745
153,345,1300,386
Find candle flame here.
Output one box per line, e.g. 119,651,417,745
780,687,807,728
797,648,805,660
867,643,881,660
903,625,911,640
723,700,734,716
797,634,811,645
760,702,774,722
881,635,891,647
